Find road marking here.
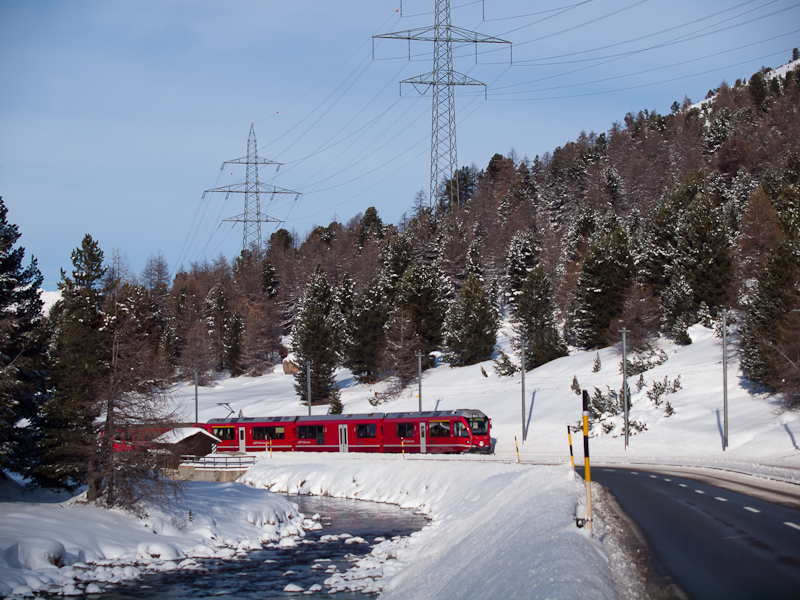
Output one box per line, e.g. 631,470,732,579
664,478,671,482
679,483,687,488
630,471,639,475
784,522,800,531
650,475,657,478
715,497,728,502
694,489,705,494
744,506,761,513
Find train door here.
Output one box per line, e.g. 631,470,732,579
420,421,427,454
338,424,349,453
238,427,246,452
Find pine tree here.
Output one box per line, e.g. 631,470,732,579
35,234,111,494
292,265,337,405
330,273,356,362
512,266,567,369
259,257,279,300
342,278,389,383
382,305,423,387
504,228,541,310
205,284,229,371
566,224,633,348
443,274,498,366
396,263,450,354
378,234,414,303
0,198,46,476
224,309,244,376
740,237,800,387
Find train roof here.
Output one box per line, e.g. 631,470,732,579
384,409,488,419
206,416,297,424
296,413,385,422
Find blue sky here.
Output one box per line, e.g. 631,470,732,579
1,0,797,290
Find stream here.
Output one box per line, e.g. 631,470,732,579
91,494,428,599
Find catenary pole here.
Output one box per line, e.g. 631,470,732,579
521,337,526,443
194,367,199,424
722,309,728,450
306,360,312,416
620,328,629,449
417,352,423,412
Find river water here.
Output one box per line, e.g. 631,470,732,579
92,495,428,599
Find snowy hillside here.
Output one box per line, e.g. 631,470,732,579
171,321,800,474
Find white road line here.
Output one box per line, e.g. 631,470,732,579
744,506,761,514
784,522,800,531
650,475,657,478
695,490,705,494
679,483,687,488
715,497,728,502
664,478,671,482
630,471,639,475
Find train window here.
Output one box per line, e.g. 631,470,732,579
356,423,377,439
397,423,414,438
429,420,450,437
212,427,235,441
468,418,489,435
253,426,285,440
298,425,324,440
454,421,470,437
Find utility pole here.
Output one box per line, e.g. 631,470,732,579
521,337,526,443
619,328,629,449
416,352,424,412
306,360,312,416
204,123,301,251
374,0,510,211
194,367,199,424
722,309,728,450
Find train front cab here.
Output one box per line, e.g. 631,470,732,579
384,410,492,454
295,414,385,452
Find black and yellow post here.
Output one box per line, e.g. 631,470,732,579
582,390,593,537
567,425,575,471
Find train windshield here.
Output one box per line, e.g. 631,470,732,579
468,417,489,435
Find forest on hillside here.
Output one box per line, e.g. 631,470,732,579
2,55,799,504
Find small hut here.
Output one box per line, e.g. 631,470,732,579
153,427,220,469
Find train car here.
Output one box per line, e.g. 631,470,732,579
111,425,182,452
295,413,385,453
194,409,492,454
201,416,297,452
383,409,492,454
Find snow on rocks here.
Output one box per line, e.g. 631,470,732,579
0,480,307,597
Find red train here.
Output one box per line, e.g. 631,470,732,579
197,409,493,454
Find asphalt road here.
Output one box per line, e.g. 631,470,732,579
588,467,800,600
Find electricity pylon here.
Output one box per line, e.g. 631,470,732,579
374,0,510,210
204,123,300,251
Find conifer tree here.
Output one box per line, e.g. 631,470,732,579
35,234,111,494
205,284,229,371
382,305,423,388
443,274,498,366
342,279,389,383
259,257,279,300
396,263,450,354
378,234,415,303
740,237,800,387
504,228,541,310
512,266,567,369
292,265,337,405
566,224,633,348
0,198,46,476
330,273,356,362
224,309,244,376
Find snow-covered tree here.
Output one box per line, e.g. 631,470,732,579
504,228,541,310
443,274,498,366
292,265,337,405
342,278,389,383
512,266,567,369
396,262,450,354
0,198,46,476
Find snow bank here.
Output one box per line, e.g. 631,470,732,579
0,481,304,596
240,455,616,599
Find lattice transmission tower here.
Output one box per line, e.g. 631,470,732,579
204,123,300,251
374,0,510,210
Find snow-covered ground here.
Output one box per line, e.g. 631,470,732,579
3,322,799,597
